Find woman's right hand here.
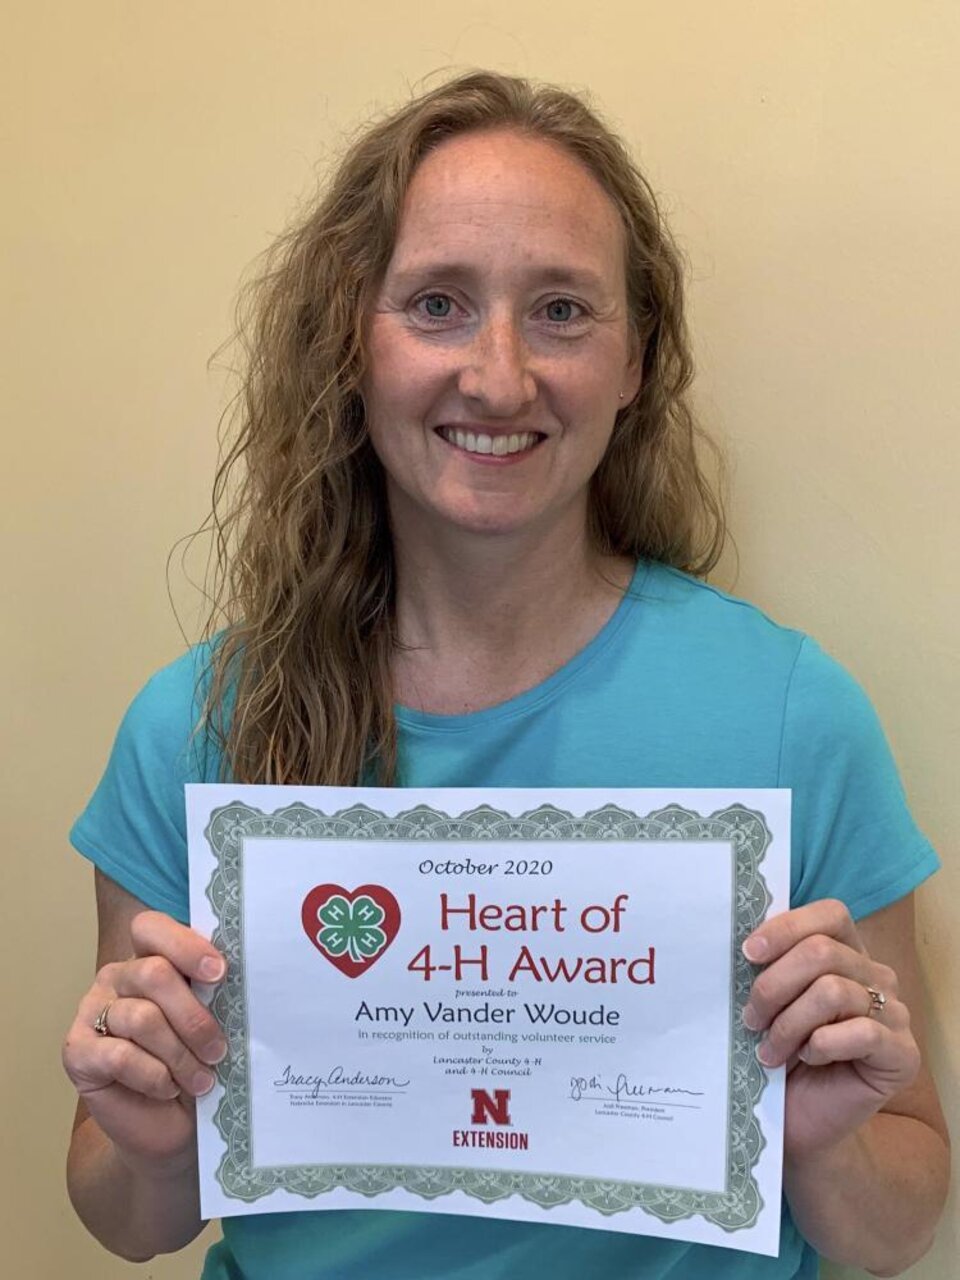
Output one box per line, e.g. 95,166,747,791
62,904,228,1176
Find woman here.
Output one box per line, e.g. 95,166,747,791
62,71,948,1278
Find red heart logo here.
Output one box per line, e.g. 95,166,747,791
301,883,401,978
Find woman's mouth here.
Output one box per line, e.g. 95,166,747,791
436,427,545,457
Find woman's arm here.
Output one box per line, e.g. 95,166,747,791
63,871,227,1261
746,894,950,1275
67,1100,205,1262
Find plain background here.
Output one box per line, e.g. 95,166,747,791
3,2,956,1276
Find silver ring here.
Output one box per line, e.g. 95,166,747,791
865,987,887,1018
93,1000,114,1037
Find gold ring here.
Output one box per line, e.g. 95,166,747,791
93,1000,114,1037
865,987,887,1018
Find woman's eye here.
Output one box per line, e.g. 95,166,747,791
416,294,454,320
543,298,581,324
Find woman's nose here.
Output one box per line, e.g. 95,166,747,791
456,317,537,417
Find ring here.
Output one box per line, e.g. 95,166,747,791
865,987,887,1017
93,1000,114,1037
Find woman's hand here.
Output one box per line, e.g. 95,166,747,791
62,908,227,1176
742,898,922,1160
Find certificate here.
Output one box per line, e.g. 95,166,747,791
187,786,790,1256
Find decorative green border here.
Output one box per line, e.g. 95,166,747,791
204,802,772,1231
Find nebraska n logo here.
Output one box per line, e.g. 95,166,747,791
454,1088,528,1150
470,1088,511,1126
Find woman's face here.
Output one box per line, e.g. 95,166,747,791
364,129,641,546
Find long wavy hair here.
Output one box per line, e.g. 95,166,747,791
200,70,725,786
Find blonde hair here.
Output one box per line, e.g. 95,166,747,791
201,70,725,785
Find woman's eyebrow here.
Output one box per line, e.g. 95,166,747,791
533,265,611,293
386,261,611,294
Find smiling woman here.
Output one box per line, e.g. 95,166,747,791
365,130,640,551
62,71,948,1280
194,73,721,761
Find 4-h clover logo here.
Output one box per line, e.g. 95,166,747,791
317,893,387,963
301,883,401,978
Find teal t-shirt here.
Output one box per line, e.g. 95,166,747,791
71,562,939,1279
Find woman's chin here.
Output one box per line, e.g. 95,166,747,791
389,479,583,545
429,499,547,540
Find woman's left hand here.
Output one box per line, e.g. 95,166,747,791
742,898,922,1160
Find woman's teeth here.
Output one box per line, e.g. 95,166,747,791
439,427,540,456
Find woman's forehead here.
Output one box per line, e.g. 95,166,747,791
390,130,627,278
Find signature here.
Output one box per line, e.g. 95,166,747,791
274,1064,410,1098
569,1072,704,1104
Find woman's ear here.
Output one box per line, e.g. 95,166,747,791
621,336,645,407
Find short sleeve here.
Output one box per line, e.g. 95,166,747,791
780,637,939,919
69,648,220,924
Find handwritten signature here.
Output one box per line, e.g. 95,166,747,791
569,1072,704,1103
274,1064,410,1098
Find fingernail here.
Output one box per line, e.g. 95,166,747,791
742,936,768,962
201,1039,228,1065
192,1070,216,1095
741,1003,761,1031
757,1039,776,1066
199,956,226,982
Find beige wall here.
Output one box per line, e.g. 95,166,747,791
3,2,955,1275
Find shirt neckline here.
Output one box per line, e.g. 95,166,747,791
395,560,651,734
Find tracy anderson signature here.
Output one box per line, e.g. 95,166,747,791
274,1064,411,1098
569,1072,705,1104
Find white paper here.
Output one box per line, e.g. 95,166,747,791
187,786,790,1256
